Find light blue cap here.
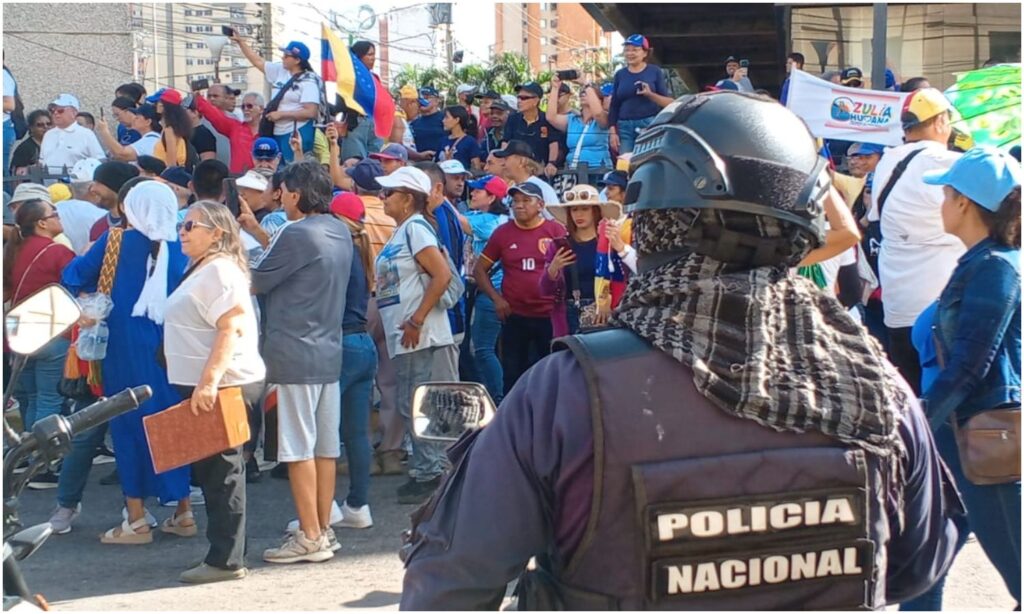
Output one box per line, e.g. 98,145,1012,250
923,147,1022,212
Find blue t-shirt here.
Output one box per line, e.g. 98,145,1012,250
410,111,446,154
466,211,506,290
436,134,482,170
565,113,611,169
433,201,466,336
117,124,142,146
608,64,669,125
911,301,941,394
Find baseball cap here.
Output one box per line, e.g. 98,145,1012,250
724,56,739,65
369,143,409,163
9,183,53,205
252,137,280,160
160,167,192,189
457,84,476,96
279,41,311,61
400,84,429,107
923,147,1022,212
467,174,509,199
159,89,183,106
346,158,386,191
376,166,433,195
478,89,502,101
847,142,885,157
70,158,103,182
596,170,628,189
136,155,167,176
330,191,365,222
50,94,81,111
236,170,269,192
901,88,953,131
623,34,650,50
840,67,864,86
125,103,158,121
225,87,242,97
439,159,469,176
488,99,514,113
493,140,536,160
515,83,543,99
507,182,545,201
419,86,440,98
93,161,140,194
48,183,71,204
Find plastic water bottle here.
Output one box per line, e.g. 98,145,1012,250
76,321,109,361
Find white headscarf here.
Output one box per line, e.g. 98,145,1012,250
123,181,178,324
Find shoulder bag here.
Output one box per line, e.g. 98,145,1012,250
404,218,465,311
5,242,58,312
864,147,925,277
934,328,1021,485
258,73,301,138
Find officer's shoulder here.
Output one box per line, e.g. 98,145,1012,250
552,328,652,365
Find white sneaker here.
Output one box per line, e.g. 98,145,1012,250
285,500,343,533
325,526,341,552
263,529,333,564
337,502,373,529
161,486,205,507
122,506,158,528
49,503,81,535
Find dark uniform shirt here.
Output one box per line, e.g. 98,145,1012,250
503,112,561,166
401,350,961,610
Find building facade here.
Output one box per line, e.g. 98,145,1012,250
496,2,613,74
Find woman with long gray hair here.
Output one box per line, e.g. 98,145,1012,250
164,200,266,584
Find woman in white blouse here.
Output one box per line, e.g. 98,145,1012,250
164,200,266,584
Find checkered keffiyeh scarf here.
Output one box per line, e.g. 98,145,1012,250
611,209,909,459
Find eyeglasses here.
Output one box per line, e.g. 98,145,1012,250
517,95,538,101
242,103,260,110
181,220,214,232
564,188,599,202
41,212,59,221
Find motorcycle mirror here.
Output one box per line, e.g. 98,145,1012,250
411,382,496,442
4,285,81,356
8,523,52,561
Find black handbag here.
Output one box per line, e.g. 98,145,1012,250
258,73,301,137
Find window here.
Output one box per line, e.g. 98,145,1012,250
186,59,195,66
551,37,559,48
232,74,246,84
540,19,546,28
540,37,547,46
230,8,245,19
184,9,192,16
540,54,547,64
550,18,558,28
185,25,193,33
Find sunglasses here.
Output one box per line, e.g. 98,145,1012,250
564,188,599,202
382,188,412,199
242,103,260,110
517,95,538,101
40,212,60,221
181,220,214,232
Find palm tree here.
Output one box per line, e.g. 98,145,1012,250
486,52,534,94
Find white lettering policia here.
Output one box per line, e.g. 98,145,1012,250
656,494,857,541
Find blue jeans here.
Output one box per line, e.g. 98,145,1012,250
901,423,1021,609
274,121,315,164
338,333,378,508
394,345,450,482
471,293,504,404
14,335,71,429
57,402,107,509
616,116,655,154
3,119,15,182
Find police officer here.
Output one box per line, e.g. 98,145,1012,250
400,91,962,610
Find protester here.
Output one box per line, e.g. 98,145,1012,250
482,97,513,155
160,166,193,212
3,64,18,174
63,180,192,544
326,192,377,527
492,140,559,206
868,88,963,393
914,147,1022,608
137,155,167,178
454,84,480,138
437,106,482,171
409,87,445,156
439,159,469,210
475,182,567,393
340,41,385,161
716,55,755,92
201,84,240,166
110,96,141,146
232,33,323,162
87,161,139,241
164,200,266,583
251,137,281,172
841,67,864,88
9,109,50,174
504,82,560,172
779,52,805,105
373,166,454,504
608,35,673,154
545,76,610,178
39,94,104,175
95,103,160,161
149,90,196,170
57,159,105,254
194,91,257,174
369,143,408,175
252,161,351,562
392,85,418,149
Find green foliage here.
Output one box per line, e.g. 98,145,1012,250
391,51,539,104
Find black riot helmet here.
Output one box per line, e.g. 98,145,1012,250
625,91,831,268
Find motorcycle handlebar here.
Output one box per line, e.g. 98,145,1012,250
64,386,152,436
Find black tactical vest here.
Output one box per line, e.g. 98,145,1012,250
530,329,892,610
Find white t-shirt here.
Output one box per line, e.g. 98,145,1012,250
38,123,105,175
264,62,320,136
3,68,15,123
164,258,266,386
55,199,105,254
130,132,160,158
867,141,964,328
374,214,454,359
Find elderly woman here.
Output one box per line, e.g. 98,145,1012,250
62,179,192,544
164,200,266,583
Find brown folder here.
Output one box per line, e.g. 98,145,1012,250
144,387,251,474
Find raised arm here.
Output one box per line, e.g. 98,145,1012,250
94,116,136,161
232,32,266,73
545,76,569,132
797,185,860,266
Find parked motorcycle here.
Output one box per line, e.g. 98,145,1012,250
3,285,151,611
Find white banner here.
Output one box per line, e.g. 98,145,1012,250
785,69,910,146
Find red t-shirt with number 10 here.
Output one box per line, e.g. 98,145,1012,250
481,219,567,318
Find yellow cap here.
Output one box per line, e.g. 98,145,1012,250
399,84,418,100
48,183,71,203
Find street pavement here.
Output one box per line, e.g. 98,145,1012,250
13,460,1017,611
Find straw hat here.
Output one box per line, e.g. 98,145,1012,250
546,184,623,226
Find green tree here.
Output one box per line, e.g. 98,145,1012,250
486,52,534,94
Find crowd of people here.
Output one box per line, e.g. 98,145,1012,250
1,30,1020,606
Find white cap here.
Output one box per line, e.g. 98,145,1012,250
70,158,102,183
456,84,476,95
501,94,517,108
376,166,432,195
50,94,81,111
236,170,269,192
439,159,469,176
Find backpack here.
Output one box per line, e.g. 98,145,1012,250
404,218,465,311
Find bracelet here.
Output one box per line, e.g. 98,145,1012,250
405,318,422,330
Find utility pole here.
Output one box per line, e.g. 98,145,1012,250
871,3,887,91
445,23,454,73
262,3,273,99
164,3,175,89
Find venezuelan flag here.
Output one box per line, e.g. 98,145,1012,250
321,23,395,140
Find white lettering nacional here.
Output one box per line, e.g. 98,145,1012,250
663,547,864,595
656,495,857,542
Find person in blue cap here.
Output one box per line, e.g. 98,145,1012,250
231,32,323,163
252,137,281,172
899,147,1022,611
608,34,673,155
410,87,445,156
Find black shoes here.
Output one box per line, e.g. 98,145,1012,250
396,477,442,505
245,457,262,483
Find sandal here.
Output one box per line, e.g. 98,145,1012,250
100,517,153,545
160,510,197,537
